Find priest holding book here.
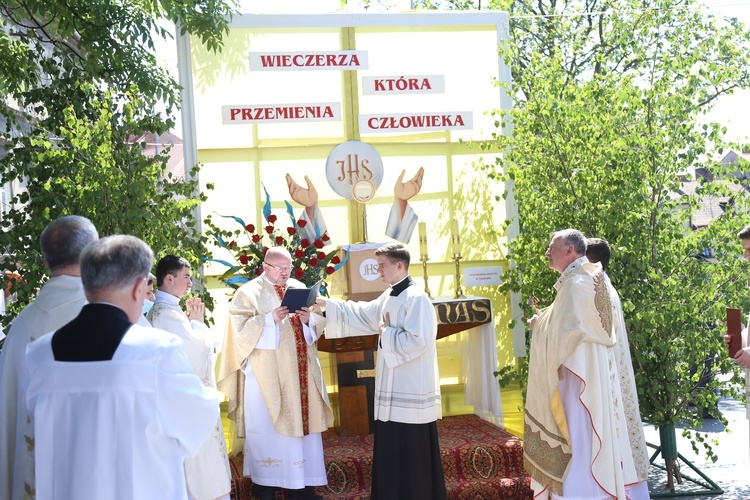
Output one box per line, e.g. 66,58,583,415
217,246,333,500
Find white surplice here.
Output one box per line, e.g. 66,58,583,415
148,291,231,500
0,275,87,500
24,324,220,500
323,278,442,424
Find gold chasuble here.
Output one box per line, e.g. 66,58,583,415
217,277,332,440
523,259,614,495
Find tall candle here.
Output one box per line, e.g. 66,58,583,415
451,219,461,255
418,222,428,259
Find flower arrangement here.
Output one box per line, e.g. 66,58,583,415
205,197,345,294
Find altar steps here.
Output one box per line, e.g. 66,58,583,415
229,414,532,500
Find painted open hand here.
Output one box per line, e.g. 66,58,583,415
286,174,318,208
394,167,424,201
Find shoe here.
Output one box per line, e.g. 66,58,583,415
253,482,278,500
285,486,323,500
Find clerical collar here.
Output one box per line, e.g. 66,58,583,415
554,256,589,291
390,275,414,296
154,289,180,305
262,274,287,290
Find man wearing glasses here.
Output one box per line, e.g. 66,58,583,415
217,247,333,500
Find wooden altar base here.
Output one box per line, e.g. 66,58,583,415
229,414,532,500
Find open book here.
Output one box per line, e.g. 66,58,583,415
280,280,322,312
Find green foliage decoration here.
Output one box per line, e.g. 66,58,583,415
480,0,750,477
0,0,238,332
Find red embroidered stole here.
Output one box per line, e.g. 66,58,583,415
274,284,310,435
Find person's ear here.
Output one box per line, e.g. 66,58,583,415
131,277,146,302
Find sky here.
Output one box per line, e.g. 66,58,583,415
154,0,750,146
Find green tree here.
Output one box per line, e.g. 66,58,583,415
483,0,750,487
0,0,237,323
408,0,750,484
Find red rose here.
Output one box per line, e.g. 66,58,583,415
331,255,341,265
252,234,260,243
295,249,305,259
309,258,319,267
228,240,237,248
262,246,269,255
245,224,255,233
268,214,277,223
254,267,263,276
314,239,324,249
321,232,330,241
326,266,335,275
301,238,310,248
287,227,297,236
275,236,284,245
239,254,249,265
297,219,307,228
317,251,326,260
294,268,304,279
265,225,274,234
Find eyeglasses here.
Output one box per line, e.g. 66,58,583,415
264,261,291,273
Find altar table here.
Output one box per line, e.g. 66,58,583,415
317,296,503,436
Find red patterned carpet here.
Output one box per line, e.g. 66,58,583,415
230,414,532,499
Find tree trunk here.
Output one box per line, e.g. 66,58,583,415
659,425,683,491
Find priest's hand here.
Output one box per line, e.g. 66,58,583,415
185,297,205,323
297,306,311,325
527,309,541,331
272,305,289,323
735,347,750,369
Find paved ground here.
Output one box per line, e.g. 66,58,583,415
643,396,749,499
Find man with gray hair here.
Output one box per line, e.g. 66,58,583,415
0,215,98,500
24,235,219,500
524,229,641,500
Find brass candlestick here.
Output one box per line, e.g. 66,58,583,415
420,255,433,300
453,252,465,299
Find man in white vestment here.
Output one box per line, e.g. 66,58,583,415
317,242,447,500
525,229,641,500
24,235,219,500
147,255,231,500
586,238,650,499
0,215,98,500
217,246,333,500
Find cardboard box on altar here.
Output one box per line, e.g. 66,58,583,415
339,243,388,302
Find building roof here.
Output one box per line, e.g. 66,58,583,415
678,150,750,229
126,132,184,179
